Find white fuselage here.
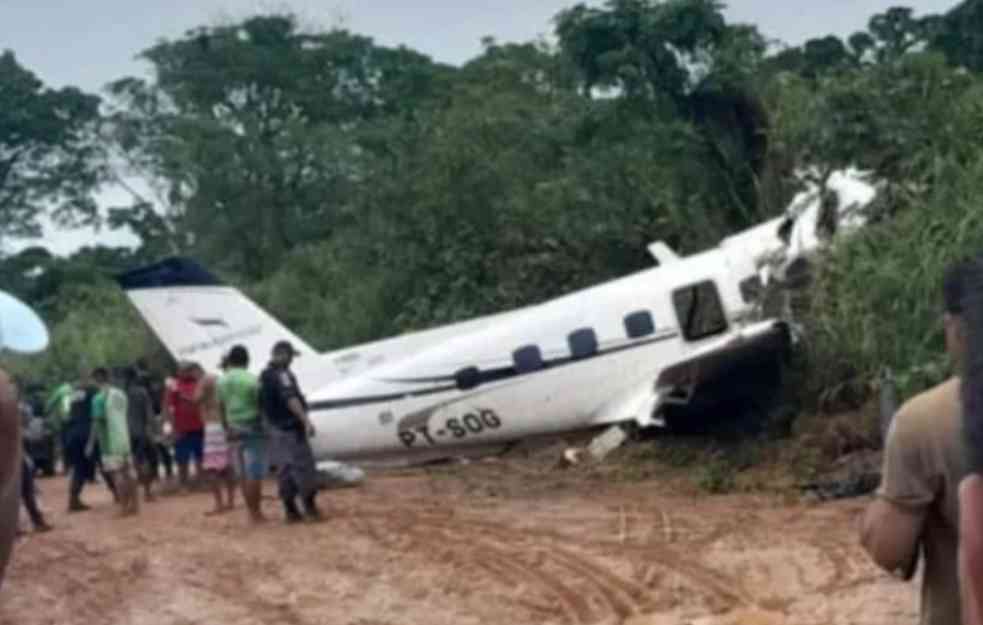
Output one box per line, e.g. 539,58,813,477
297,241,773,462
119,167,876,466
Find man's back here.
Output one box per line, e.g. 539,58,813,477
879,376,967,625
260,364,305,432
219,368,260,430
67,387,95,433
167,376,203,434
94,387,131,457
126,384,152,441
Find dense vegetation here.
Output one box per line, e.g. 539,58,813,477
3,0,983,411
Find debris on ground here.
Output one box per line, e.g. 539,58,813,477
316,460,366,489
587,424,630,461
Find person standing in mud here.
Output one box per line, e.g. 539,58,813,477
860,259,972,625
89,368,138,516
125,367,157,503
261,340,321,524
18,379,52,534
166,362,205,492
192,361,237,515
46,381,74,474
219,345,267,524
149,377,175,486
65,372,101,512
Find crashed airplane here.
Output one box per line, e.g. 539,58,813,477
115,169,877,466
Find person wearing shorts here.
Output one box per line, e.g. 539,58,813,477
89,369,138,516
193,362,236,515
219,345,267,524
166,363,205,492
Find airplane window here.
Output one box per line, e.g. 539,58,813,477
568,328,598,360
455,366,481,390
739,275,762,304
513,345,544,373
624,311,655,338
672,281,728,341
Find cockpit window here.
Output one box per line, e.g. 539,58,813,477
672,280,728,341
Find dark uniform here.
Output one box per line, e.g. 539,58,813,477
260,357,320,521
126,380,157,481
65,385,97,511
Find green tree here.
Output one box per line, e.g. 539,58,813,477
106,14,455,279
0,51,104,247
928,0,983,72
556,0,775,220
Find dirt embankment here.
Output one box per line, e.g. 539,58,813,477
2,451,916,625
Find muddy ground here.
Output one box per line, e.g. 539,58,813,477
1,450,917,625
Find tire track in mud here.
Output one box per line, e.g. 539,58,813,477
348,505,666,624
345,512,601,623
430,507,751,612
357,498,878,619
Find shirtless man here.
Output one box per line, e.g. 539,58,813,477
191,362,236,515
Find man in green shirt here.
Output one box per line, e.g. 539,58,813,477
218,345,267,524
46,381,73,473
88,368,138,517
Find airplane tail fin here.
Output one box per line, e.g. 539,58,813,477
116,257,316,373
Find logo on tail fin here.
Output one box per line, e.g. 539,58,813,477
191,318,229,328
178,324,263,357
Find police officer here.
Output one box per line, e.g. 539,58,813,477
260,340,321,523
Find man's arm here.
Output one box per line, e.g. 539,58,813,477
269,370,315,436
85,420,98,457
191,376,212,405
219,394,230,433
287,397,315,437
859,410,932,579
860,499,925,578
162,385,176,430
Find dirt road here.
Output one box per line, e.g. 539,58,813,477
1,458,917,625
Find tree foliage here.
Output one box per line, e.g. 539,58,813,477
0,51,104,244
105,15,455,280
10,0,983,411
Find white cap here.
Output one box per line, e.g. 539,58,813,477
0,290,49,354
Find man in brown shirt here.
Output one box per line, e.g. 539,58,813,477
0,290,49,590
861,260,971,625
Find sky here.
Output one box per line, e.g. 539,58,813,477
0,0,963,255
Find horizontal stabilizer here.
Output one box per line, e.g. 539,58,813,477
647,241,680,265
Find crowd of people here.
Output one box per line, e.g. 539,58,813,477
17,339,323,531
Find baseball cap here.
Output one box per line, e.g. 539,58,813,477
0,290,48,354
272,340,301,357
